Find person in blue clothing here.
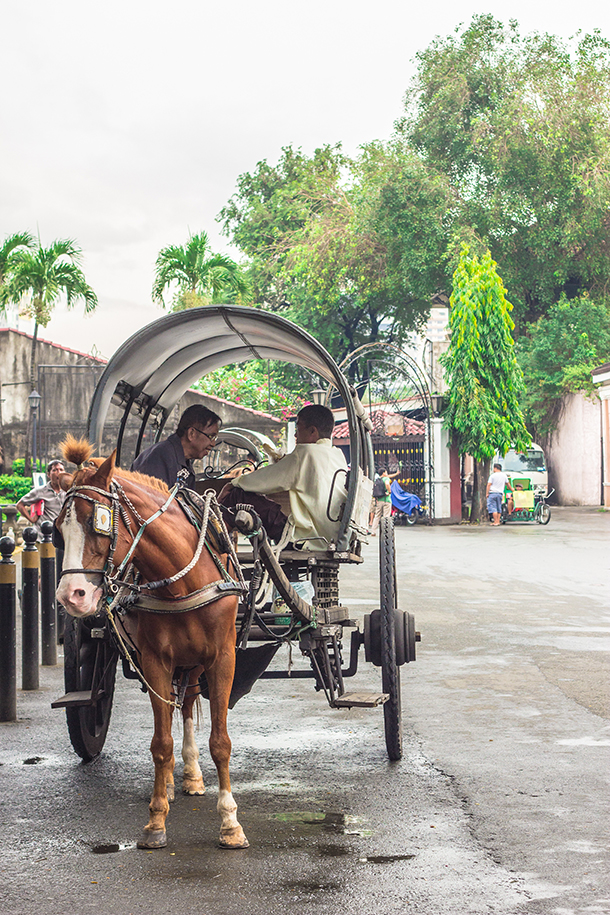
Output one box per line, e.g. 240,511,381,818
131,404,221,488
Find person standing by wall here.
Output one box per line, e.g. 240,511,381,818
486,462,513,526
370,468,392,535
17,459,67,538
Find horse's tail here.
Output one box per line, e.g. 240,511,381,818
60,434,95,468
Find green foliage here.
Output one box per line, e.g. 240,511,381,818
441,246,530,459
152,231,250,310
0,460,42,503
397,15,610,327
194,361,309,419
517,295,610,434
218,144,436,362
0,238,97,328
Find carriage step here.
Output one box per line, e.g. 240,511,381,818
51,690,96,709
332,692,389,709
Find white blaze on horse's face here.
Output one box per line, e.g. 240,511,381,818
55,503,104,618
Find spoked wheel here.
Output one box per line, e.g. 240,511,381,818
379,516,403,761
405,509,418,526
535,503,551,524
64,615,119,761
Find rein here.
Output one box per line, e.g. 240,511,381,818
60,478,246,608
59,477,247,709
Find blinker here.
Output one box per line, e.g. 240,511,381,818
93,503,113,536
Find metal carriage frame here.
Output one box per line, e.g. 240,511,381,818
55,306,419,762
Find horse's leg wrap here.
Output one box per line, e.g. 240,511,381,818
217,789,249,849
182,716,205,796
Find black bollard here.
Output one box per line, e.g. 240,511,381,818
21,527,40,690
39,521,57,666
0,536,17,721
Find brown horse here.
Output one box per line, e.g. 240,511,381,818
55,437,248,851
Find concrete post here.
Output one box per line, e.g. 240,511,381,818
431,417,452,520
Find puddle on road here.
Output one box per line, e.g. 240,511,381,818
318,843,351,858
359,853,416,864
91,843,133,854
283,879,342,893
273,811,372,837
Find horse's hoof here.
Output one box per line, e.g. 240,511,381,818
166,784,175,803
137,829,167,849
182,780,205,796
218,828,249,849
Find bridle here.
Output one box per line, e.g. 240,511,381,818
58,476,209,600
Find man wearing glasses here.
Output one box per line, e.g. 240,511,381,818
131,404,221,488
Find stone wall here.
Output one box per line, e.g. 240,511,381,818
0,328,284,471
546,392,602,505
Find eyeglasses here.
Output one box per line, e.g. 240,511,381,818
190,427,219,444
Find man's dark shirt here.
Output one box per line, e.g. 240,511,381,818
131,433,195,488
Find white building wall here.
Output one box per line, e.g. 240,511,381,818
547,392,602,505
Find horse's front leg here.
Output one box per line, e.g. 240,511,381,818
181,667,206,796
205,644,248,849
137,661,175,849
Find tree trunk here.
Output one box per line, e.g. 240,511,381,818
471,457,491,522
24,321,39,475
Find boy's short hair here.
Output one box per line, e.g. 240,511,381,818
297,404,335,439
493,463,502,471
47,459,64,474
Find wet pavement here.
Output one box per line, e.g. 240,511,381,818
1,507,608,914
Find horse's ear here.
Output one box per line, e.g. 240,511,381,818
59,472,73,492
92,450,117,489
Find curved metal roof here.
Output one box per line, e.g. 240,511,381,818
87,306,369,550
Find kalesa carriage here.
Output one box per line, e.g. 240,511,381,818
52,306,419,850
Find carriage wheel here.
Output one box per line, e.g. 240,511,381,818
64,615,119,762
379,516,403,761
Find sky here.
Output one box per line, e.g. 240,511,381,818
1,0,608,362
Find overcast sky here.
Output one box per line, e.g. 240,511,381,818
1,0,607,361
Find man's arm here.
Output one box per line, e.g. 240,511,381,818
486,480,492,497
16,486,44,521
232,449,299,495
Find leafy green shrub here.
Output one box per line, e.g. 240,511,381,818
0,474,33,503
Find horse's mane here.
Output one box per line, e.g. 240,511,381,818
114,467,170,494
61,434,94,467
60,436,169,494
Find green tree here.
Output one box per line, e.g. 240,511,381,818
152,231,250,311
397,15,610,327
0,232,36,469
219,144,440,363
1,237,97,472
517,295,610,436
441,246,530,520
0,232,36,287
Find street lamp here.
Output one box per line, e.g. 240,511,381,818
28,389,41,474
310,388,326,406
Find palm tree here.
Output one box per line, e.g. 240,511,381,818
2,237,98,472
0,232,36,470
0,231,36,289
152,231,250,310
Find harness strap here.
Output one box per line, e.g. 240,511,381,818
127,580,246,614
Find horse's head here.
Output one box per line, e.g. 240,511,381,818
56,441,117,619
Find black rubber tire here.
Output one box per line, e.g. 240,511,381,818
64,615,118,761
536,503,551,525
405,510,418,526
379,516,403,761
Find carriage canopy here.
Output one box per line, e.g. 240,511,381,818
87,306,373,551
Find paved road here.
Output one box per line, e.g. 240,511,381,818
1,507,608,914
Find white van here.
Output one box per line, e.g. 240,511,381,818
495,443,548,494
